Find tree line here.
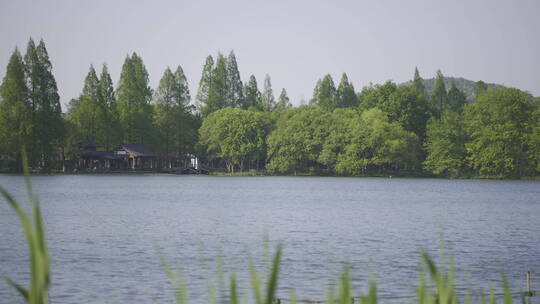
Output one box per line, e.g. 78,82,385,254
0,38,538,178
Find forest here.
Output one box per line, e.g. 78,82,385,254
0,38,539,178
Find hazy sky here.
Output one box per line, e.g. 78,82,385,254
1,0,539,109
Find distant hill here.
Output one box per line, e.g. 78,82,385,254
401,77,504,103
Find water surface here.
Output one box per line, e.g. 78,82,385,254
0,175,539,303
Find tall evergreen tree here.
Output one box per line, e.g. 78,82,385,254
275,88,292,111
154,67,177,164
0,49,31,172
25,39,64,171
431,70,447,117
413,67,425,93
172,65,191,109
196,55,214,111
69,65,103,142
226,51,243,108
243,75,261,110
203,53,228,116
312,74,337,110
336,73,358,108
116,52,153,144
261,74,275,112
98,63,121,149
447,82,467,112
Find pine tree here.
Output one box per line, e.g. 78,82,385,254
431,70,447,117
116,52,153,144
196,55,214,112
275,88,292,111
336,73,358,108
261,74,275,112
413,67,425,93
243,75,261,110
226,51,243,108
0,49,31,172
70,65,102,142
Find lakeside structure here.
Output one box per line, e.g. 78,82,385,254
75,141,208,174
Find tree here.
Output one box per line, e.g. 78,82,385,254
69,65,103,142
261,74,275,112
464,88,538,177
154,67,177,164
116,52,153,145
0,49,31,172
98,63,121,149
199,108,268,172
311,74,337,110
413,67,425,93
336,73,358,108
359,82,430,140
153,66,196,168
24,39,64,171
431,70,447,117
275,88,292,111
267,106,332,174
424,111,468,176
202,53,228,116
226,51,243,108
334,108,420,175
446,82,467,112
243,75,261,110
196,55,214,111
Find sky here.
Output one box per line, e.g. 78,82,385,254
1,0,539,110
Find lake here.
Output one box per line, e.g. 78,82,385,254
0,175,539,303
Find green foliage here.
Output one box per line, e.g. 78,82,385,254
203,53,229,116
116,52,153,144
359,82,430,139
336,73,358,108
424,111,468,176
24,39,64,171
311,74,337,110
154,66,198,166
431,70,448,117
196,55,214,111
334,108,420,175
275,88,292,111
243,75,262,110
447,82,467,113
199,108,269,172
261,74,276,112
267,106,332,174
0,49,31,172
413,67,425,93
464,88,538,178
226,51,244,108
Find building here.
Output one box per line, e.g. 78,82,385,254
115,144,159,170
